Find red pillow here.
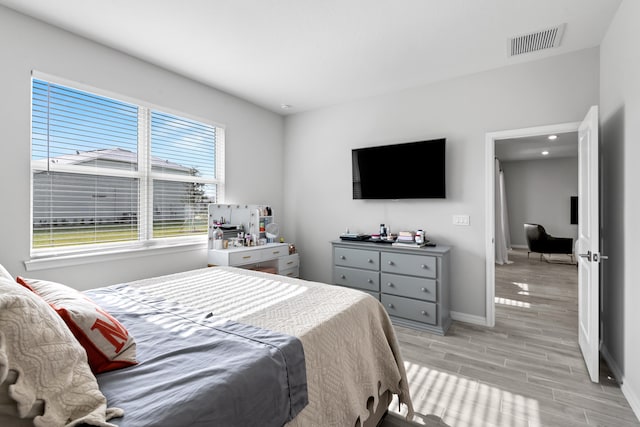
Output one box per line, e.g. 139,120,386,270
16,276,137,373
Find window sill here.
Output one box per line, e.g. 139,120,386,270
24,238,207,272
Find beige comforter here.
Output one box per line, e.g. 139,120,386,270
125,266,414,427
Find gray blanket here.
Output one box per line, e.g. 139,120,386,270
86,284,307,427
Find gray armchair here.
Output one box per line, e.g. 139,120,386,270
524,223,574,262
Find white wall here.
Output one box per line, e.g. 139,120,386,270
600,0,640,418
501,158,578,247
284,48,599,319
0,6,284,289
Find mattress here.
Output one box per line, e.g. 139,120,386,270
120,266,414,426
88,283,308,427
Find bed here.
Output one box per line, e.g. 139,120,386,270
0,265,414,427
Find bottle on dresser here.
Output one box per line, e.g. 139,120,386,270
213,226,224,249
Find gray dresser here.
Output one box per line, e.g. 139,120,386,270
332,240,451,335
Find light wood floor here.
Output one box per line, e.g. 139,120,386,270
384,248,639,427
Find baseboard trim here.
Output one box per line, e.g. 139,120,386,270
601,344,640,422
621,382,640,423
510,244,528,249
601,344,624,384
450,311,487,326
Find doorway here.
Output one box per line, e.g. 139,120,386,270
485,121,580,327
495,132,579,260
487,108,603,384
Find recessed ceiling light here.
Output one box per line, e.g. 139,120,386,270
548,135,557,140
280,104,292,110
542,151,550,156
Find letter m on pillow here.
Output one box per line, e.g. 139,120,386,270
91,307,129,353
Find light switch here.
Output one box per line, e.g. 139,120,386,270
453,215,470,226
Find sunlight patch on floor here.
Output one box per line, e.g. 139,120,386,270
392,361,541,426
494,297,531,308
512,281,530,295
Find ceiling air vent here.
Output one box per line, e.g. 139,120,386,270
508,23,566,57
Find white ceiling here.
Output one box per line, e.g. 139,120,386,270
0,0,622,114
495,132,578,162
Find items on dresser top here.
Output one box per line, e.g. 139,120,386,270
339,233,371,241
207,204,297,277
331,240,451,335
340,227,433,246
208,204,275,249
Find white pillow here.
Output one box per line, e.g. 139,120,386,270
0,277,123,427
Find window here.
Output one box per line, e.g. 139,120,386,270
31,76,224,254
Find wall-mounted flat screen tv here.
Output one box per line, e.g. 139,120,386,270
352,138,446,199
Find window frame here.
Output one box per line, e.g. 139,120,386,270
29,71,225,262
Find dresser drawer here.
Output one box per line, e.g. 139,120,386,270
363,290,380,301
381,252,436,278
279,266,299,278
228,249,263,265
381,294,437,325
381,273,437,302
262,245,288,259
334,247,379,270
277,253,299,270
334,266,379,292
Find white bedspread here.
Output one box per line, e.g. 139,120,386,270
124,266,414,427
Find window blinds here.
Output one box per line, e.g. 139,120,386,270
31,78,220,251
150,111,217,238
32,79,139,248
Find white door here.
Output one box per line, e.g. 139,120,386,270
576,105,601,383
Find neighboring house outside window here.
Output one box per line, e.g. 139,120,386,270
31,75,224,255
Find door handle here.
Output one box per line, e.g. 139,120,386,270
578,251,609,263
578,251,592,261
593,253,609,263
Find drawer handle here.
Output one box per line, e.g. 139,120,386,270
421,287,428,292
388,261,394,266
273,251,281,255
367,258,373,263
388,303,394,309
421,264,428,269
341,274,346,279
367,279,373,283
286,261,294,265
242,255,252,259
421,310,429,316
387,282,394,287
340,255,346,260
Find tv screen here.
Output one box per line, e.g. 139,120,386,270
352,138,446,199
